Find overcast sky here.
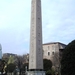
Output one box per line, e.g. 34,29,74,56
0,0,75,55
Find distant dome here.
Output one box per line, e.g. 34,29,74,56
0,44,2,50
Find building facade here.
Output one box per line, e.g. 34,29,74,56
43,42,66,71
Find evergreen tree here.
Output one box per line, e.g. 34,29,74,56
43,59,52,71
6,63,16,73
61,40,75,75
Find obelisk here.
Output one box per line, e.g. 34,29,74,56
27,0,45,75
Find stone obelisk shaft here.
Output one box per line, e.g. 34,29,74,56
29,0,43,70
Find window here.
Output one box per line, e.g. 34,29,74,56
52,52,54,55
48,52,50,56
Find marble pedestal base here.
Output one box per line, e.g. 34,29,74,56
26,71,45,75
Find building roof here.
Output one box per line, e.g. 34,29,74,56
43,42,66,46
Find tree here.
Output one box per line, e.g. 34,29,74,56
43,59,52,71
0,59,6,73
7,55,14,64
46,68,55,75
52,52,61,74
16,55,23,74
61,40,75,75
6,63,16,73
21,63,29,71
